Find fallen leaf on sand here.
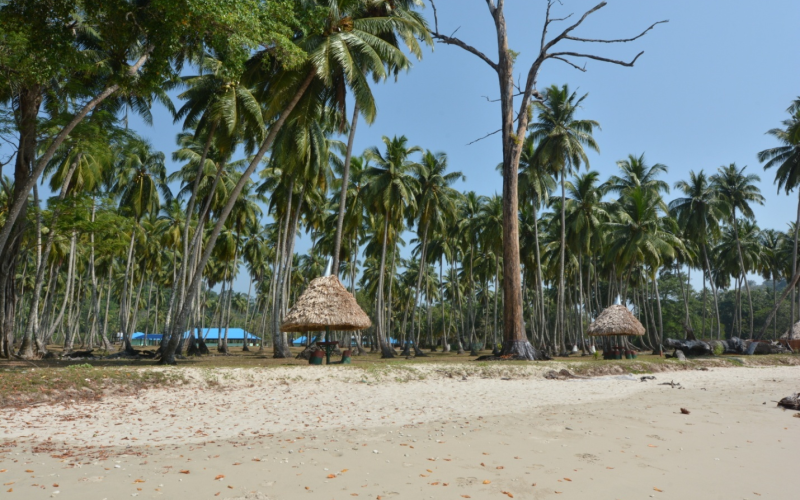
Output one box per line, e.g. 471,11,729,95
680,408,690,415
555,491,562,494
305,487,310,490
426,469,433,473
563,478,571,481
214,493,220,497
214,475,225,480
133,479,145,483
502,491,514,498
252,458,261,462
606,467,614,470
179,470,190,474
53,484,59,487
431,482,440,486
496,466,504,470
341,469,349,473
3,482,14,486
25,470,33,473
654,487,663,492
0,470,5,473
460,496,471,499
480,463,485,467
7,488,12,492
648,445,657,448
482,452,489,455
419,474,429,477
327,474,336,478
483,480,491,484
227,485,233,489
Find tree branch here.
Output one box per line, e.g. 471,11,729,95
542,1,608,53
565,20,669,43
467,128,502,146
548,50,645,67
430,31,499,72
552,56,586,72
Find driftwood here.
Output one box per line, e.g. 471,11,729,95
663,338,712,356
777,393,800,410
544,369,587,380
63,349,96,359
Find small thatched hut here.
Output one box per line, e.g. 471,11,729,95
587,305,645,337
780,321,800,340
281,275,371,333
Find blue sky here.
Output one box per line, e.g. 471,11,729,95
13,0,800,293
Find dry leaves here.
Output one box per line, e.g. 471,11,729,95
179,470,190,474
680,408,690,415
460,496,471,499
327,474,336,479
133,479,145,484
483,480,491,484
563,478,571,482
214,475,225,481
654,487,663,492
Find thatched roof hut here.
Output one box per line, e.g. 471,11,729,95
281,275,371,333
587,305,645,336
780,321,800,340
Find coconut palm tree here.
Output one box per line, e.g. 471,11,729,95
606,186,682,350
529,84,599,353
406,150,462,354
330,0,431,275
758,97,800,325
363,135,421,357
670,170,725,338
112,137,171,353
711,164,764,337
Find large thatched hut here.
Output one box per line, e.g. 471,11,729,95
281,275,371,333
587,305,645,337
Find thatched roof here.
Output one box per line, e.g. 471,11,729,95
586,305,645,336
780,321,800,340
281,275,371,333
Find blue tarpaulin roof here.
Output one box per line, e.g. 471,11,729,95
132,328,259,340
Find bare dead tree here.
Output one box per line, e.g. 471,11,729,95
428,0,667,359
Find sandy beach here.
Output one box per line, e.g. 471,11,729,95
1,364,798,499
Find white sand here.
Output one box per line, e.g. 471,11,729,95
1,364,798,499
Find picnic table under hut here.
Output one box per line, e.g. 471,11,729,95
281,275,371,363
587,304,646,359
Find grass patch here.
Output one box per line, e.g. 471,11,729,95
0,365,186,408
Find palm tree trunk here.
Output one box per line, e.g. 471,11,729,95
332,103,359,275
492,253,500,354
791,190,800,327
653,269,664,354
702,244,722,339
375,214,394,358
119,230,137,353
407,221,429,356
731,213,755,337
440,257,449,352
557,171,567,354
531,201,548,346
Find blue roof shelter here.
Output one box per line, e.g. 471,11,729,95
131,328,260,346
